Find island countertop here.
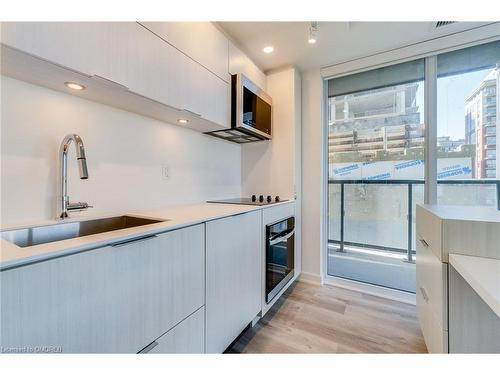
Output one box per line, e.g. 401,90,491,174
449,253,500,318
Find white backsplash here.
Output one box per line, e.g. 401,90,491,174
0,76,242,224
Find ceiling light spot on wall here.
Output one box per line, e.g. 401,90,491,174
263,46,274,54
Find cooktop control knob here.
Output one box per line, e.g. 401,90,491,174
266,195,272,203
275,196,280,202
251,195,257,202
259,195,264,202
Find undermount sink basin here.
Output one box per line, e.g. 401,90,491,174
0,216,165,248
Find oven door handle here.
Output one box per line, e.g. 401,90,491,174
269,229,295,246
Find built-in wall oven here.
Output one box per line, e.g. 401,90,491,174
266,216,295,303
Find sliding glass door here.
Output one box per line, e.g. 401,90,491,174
327,59,425,292
436,42,500,205
326,40,500,292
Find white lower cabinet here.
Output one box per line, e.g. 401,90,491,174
415,205,500,353
416,234,449,353
0,224,205,353
145,307,205,354
448,266,500,353
205,211,262,353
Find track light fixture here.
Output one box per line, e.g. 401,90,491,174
308,22,318,44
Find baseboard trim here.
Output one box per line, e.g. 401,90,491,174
298,271,322,285
324,276,416,305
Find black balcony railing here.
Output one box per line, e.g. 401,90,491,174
328,179,500,263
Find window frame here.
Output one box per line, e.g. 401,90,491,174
321,33,500,286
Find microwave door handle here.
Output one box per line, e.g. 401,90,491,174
269,229,295,246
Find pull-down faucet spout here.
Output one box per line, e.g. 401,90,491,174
58,134,91,219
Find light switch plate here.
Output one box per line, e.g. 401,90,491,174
162,165,170,180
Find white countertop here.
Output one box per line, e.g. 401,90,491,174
449,253,500,318
0,201,294,270
418,204,500,223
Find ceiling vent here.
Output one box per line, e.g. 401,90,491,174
435,21,456,28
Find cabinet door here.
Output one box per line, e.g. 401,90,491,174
0,224,205,353
124,23,184,110
416,234,448,328
449,266,500,353
205,211,262,353
147,307,205,354
139,22,230,82
416,235,448,353
206,75,230,128
125,24,229,128
1,22,100,76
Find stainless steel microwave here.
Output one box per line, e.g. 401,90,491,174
205,74,272,144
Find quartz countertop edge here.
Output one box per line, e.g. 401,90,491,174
418,204,500,223
449,253,500,318
0,201,294,270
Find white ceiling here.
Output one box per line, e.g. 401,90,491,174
218,22,491,72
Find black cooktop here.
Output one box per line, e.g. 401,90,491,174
207,196,286,206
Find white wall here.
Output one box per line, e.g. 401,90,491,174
240,66,302,275
241,67,299,199
300,68,324,284
0,76,241,224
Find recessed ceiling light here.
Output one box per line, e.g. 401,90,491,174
263,46,274,54
177,118,189,124
308,37,317,44
64,82,86,91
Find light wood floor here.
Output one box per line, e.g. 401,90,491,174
228,281,427,353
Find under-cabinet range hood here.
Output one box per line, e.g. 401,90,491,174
205,74,272,144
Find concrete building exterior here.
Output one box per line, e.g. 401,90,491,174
465,68,499,178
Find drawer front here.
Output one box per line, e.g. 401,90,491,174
147,307,205,354
416,235,448,328
416,205,443,261
416,286,449,353
262,202,295,226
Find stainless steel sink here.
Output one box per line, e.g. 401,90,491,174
0,216,165,248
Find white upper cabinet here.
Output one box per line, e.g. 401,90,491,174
139,22,230,82
1,22,100,76
119,22,184,110
228,41,267,90
1,22,230,130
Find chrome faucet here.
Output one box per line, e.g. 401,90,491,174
58,134,91,219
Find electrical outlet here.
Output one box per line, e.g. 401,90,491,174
162,165,170,180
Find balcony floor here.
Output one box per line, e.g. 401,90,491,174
327,243,416,293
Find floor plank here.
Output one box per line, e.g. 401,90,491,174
227,281,427,353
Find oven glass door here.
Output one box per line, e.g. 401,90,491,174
242,87,272,137
266,217,295,303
